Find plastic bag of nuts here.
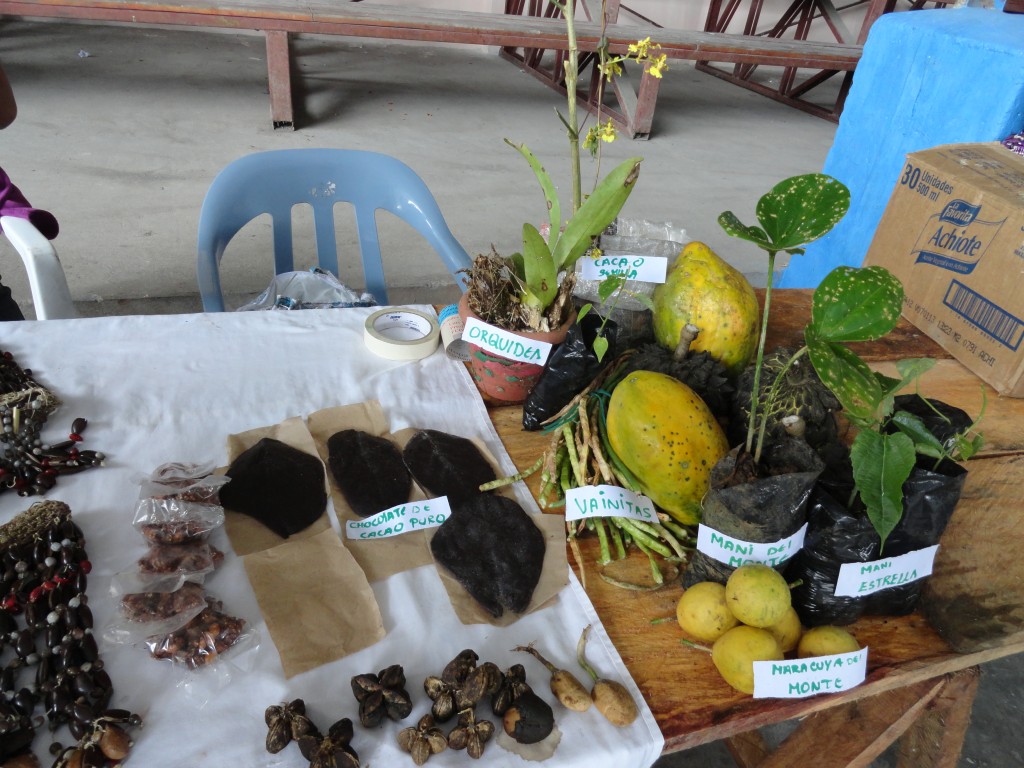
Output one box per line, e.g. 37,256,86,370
137,461,231,504
144,598,250,670
104,581,210,644
134,540,223,579
132,498,225,544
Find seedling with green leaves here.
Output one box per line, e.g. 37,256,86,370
719,177,982,550
577,272,655,363
718,173,851,460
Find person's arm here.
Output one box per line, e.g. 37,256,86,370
0,63,17,129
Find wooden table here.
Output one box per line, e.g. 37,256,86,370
487,290,1024,767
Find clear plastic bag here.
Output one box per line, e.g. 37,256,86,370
237,267,377,311
105,582,209,644
133,540,222,580
112,570,191,597
144,598,250,670
132,498,225,544
573,217,689,348
139,462,231,504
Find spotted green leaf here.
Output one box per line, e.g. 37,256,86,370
719,174,850,254
850,429,916,552
805,327,884,427
810,266,905,343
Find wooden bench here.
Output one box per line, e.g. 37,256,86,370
0,0,862,133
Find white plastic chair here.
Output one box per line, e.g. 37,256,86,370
0,216,77,320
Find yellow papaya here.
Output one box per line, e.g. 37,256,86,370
606,370,729,525
652,241,760,375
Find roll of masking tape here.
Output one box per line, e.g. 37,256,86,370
363,307,441,361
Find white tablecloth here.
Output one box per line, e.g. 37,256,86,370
0,308,664,768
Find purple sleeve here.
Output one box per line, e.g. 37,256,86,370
0,166,59,240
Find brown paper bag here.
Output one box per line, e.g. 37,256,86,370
222,417,331,556
428,512,568,627
308,402,516,583
243,528,384,678
307,402,432,582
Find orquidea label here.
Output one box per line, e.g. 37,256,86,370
462,317,553,366
911,199,1006,275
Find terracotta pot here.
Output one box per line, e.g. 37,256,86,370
457,292,574,403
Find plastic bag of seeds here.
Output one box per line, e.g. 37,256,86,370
144,597,253,671
134,540,223,580
137,461,231,504
104,581,210,644
132,498,225,544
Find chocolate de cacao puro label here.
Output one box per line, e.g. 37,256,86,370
345,496,452,539
462,317,553,366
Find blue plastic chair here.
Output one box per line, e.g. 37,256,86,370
196,149,472,311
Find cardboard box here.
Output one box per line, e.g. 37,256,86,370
863,142,1024,396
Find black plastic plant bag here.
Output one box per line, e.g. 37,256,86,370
788,486,879,627
682,437,824,587
790,457,967,624
864,457,966,616
522,313,618,431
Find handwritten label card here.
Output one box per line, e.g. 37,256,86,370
581,254,668,283
696,523,808,568
834,545,939,597
462,317,553,366
753,648,868,699
564,485,658,523
345,497,453,540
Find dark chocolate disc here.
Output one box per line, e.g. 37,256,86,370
220,438,326,537
429,495,545,618
402,429,497,505
326,430,412,518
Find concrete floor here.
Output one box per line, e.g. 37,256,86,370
0,18,1021,767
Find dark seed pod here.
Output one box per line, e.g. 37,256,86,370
35,655,52,690
502,690,555,745
2,663,16,693
79,633,98,662
266,716,291,754
73,671,95,697
491,664,531,716
15,629,35,659
13,687,37,717
72,700,97,724
441,649,478,686
458,661,503,709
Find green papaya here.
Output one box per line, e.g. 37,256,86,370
606,370,729,525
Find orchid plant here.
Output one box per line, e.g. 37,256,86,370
466,0,667,340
